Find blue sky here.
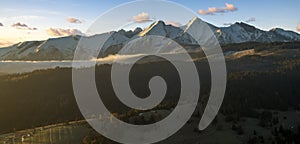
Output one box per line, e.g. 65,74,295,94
0,0,299,46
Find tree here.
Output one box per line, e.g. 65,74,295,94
253,130,257,136
237,125,244,135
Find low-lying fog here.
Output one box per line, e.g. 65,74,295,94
0,53,200,74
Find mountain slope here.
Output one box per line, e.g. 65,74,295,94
0,32,129,60
139,21,183,39
0,17,300,60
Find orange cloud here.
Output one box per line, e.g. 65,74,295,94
132,12,152,23
198,3,237,15
224,3,237,11
46,28,84,36
297,23,300,32
66,17,83,24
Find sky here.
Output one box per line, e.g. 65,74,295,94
0,0,299,47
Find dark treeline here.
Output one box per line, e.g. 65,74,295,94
0,42,300,134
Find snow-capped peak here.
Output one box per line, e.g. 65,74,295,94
139,20,166,37
183,17,203,33
269,28,300,41
1,17,300,60
137,20,183,39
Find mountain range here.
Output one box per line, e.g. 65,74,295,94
0,17,300,60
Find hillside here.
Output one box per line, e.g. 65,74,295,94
1,42,300,135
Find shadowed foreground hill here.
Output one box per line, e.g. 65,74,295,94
1,42,300,135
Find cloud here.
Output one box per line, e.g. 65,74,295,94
223,3,237,11
297,23,300,32
132,12,152,23
11,22,37,30
66,17,83,24
166,21,182,27
0,22,3,26
223,23,233,26
198,3,237,15
245,17,256,23
46,28,84,36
